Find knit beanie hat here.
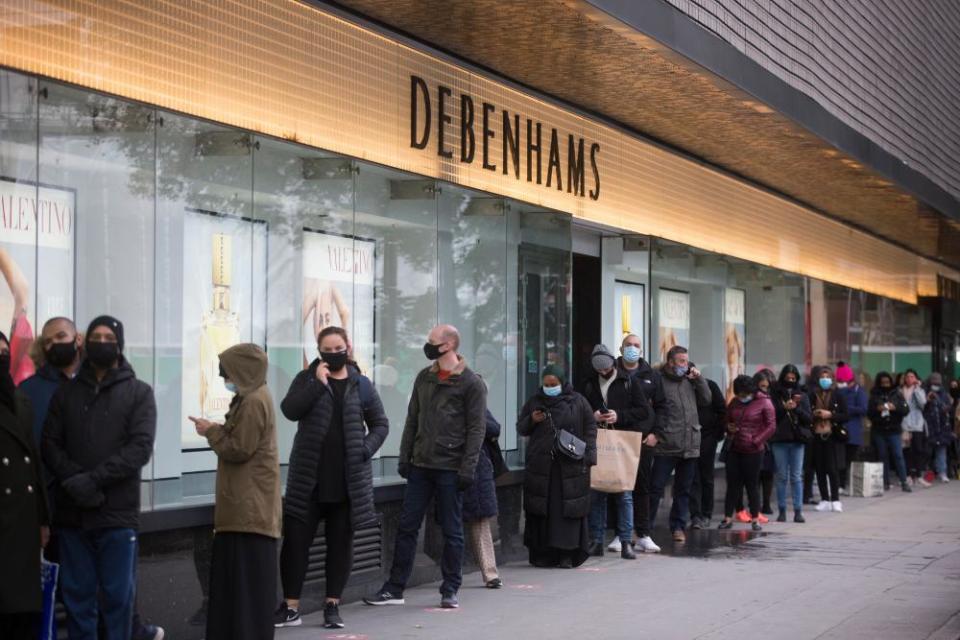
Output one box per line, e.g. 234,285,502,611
835,362,854,383
590,344,616,372
86,315,125,352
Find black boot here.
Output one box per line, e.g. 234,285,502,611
588,542,605,557
794,510,805,523
621,543,636,560
776,509,787,522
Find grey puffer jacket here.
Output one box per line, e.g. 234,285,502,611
399,357,487,484
654,369,711,458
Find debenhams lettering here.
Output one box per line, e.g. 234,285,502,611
409,75,601,201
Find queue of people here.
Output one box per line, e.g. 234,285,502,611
3,315,959,639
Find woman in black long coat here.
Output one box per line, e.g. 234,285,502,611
0,331,50,639
462,409,504,588
518,365,597,569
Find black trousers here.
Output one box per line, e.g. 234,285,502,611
811,437,840,502
206,532,277,640
839,444,860,488
905,431,929,478
724,450,763,518
632,446,655,537
280,500,354,600
689,433,720,521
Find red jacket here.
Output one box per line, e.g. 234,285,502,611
726,392,776,454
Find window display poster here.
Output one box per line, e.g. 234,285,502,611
302,230,376,373
657,288,690,365
181,209,267,449
0,178,75,384
724,287,746,399
613,280,645,351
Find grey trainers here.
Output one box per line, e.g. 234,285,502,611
441,592,459,609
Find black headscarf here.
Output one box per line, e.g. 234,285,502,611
0,331,16,413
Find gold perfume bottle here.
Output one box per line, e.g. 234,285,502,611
621,294,631,337
199,233,241,421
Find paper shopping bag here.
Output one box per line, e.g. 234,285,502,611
590,428,643,493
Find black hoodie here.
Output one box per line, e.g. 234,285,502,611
41,357,156,530
867,372,909,434
616,357,667,435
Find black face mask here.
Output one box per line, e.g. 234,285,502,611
423,342,446,361
880,385,892,392
320,350,349,372
46,341,78,368
86,341,119,369
782,379,796,389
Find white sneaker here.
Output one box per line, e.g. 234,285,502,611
831,501,843,513
815,501,833,512
939,474,950,484
636,536,661,553
607,537,622,553
918,477,933,488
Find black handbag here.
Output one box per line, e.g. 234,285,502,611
486,439,509,478
718,436,731,463
832,423,850,443
785,408,813,444
548,412,585,461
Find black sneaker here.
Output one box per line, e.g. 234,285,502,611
363,590,405,606
588,542,605,557
718,520,733,530
273,602,301,628
794,510,805,523
441,592,459,609
776,510,787,523
485,578,503,589
751,522,762,532
901,481,913,493
323,602,344,629
690,518,703,530
621,543,637,560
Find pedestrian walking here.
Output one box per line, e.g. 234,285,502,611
835,362,867,493
923,373,954,484
364,325,486,609
518,365,596,568
769,364,812,523
900,369,930,487
647,346,711,543
868,372,912,492
0,331,51,640
462,408,505,588
190,343,281,640
719,375,775,531
42,316,157,640
689,375,725,529
273,327,389,630
580,344,648,559
809,366,849,512
615,334,664,554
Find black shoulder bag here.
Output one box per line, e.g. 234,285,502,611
548,410,586,461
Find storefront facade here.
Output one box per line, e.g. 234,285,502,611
0,1,955,635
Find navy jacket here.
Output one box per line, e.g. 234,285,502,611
837,384,868,446
18,364,71,449
462,409,501,521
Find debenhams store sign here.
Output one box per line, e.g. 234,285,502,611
407,75,601,202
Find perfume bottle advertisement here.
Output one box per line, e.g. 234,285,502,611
0,177,75,384
657,288,690,365
180,208,267,450
612,280,644,352
724,287,746,400
301,229,376,373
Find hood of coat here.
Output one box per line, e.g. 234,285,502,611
77,355,136,389
220,343,268,395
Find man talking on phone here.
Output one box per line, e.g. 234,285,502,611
580,344,649,559
646,345,711,543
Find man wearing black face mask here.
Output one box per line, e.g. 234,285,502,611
42,315,157,640
365,324,486,610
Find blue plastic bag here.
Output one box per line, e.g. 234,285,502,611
39,555,59,640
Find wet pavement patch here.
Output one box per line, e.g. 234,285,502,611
656,527,776,559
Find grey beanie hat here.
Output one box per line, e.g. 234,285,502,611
590,344,616,371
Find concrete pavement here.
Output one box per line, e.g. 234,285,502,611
281,482,960,640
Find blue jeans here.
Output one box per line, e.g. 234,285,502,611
383,466,464,596
772,443,805,510
874,431,908,486
59,527,137,640
934,445,948,476
589,490,633,544
648,456,696,532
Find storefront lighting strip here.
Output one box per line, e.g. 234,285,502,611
0,0,950,303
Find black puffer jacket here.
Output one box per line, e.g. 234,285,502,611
462,409,500,521
579,369,649,432
697,378,727,440
41,358,156,530
867,375,909,434
616,357,666,435
282,361,388,527
518,386,597,519
770,365,813,443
